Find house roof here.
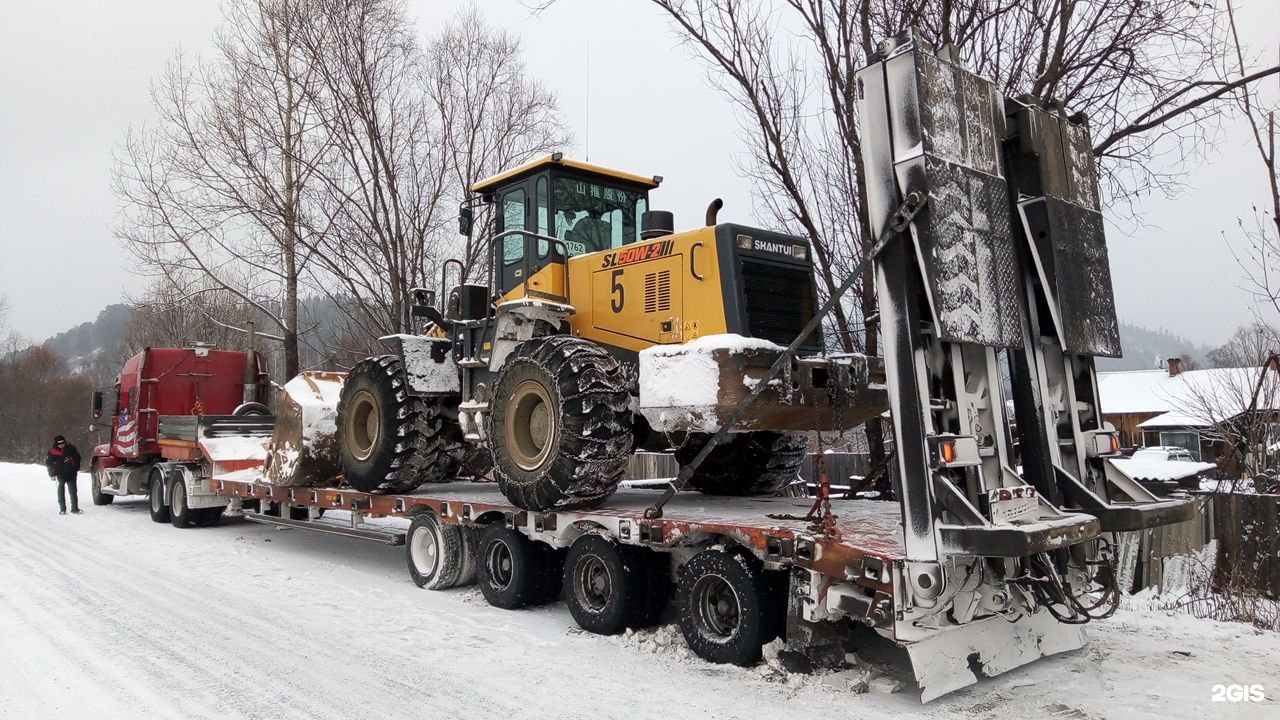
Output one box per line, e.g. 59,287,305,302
1098,366,1280,429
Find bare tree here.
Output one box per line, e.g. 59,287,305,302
636,0,1280,493
1172,360,1280,481
292,0,446,348
425,7,567,282
1223,0,1280,333
114,0,325,378
1207,323,1280,369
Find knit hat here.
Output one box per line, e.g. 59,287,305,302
53,435,66,444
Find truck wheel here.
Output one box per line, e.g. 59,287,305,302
338,358,466,493
91,463,114,506
563,535,645,635
476,523,545,610
148,466,170,524
676,549,768,665
407,512,465,590
675,432,807,496
168,475,192,529
488,336,633,511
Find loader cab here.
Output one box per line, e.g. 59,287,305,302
470,154,661,298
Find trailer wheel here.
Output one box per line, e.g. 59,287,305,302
676,432,807,496
676,549,768,665
407,512,466,590
90,462,113,506
476,523,544,609
563,535,646,635
168,474,192,529
489,336,634,511
148,466,170,524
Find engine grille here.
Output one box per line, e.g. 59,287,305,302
740,259,820,347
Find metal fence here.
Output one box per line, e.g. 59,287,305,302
1211,492,1280,599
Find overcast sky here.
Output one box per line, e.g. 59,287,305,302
1,0,1277,350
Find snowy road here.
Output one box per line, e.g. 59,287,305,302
1,462,1276,720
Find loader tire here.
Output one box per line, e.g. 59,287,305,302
338,356,463,494
401,397,468,485
488,336,633,511
675,432,807,496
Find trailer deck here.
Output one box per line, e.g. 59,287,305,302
210,474,905,595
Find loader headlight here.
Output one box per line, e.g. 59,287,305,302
792,245,807,260
736,234,754,250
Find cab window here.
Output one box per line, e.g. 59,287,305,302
500,188,527,264
536,176,550,258
552,177,645,256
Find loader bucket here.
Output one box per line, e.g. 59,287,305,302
263,371,346,487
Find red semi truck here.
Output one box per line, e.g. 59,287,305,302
87,344,269,510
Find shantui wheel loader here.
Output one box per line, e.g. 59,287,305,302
330,154,888,511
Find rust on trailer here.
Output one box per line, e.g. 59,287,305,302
209,477,905,595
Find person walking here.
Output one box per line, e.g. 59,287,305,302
45,435,83,515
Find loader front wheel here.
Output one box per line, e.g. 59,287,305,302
675,432,807,496
338,356,449,494
488,337,633,511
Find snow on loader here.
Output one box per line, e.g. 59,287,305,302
321,156,888,510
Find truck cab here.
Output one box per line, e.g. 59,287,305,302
90,345,268,500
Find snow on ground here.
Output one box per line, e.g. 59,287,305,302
1,462,1278,720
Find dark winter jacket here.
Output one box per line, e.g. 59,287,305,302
45,444,81,481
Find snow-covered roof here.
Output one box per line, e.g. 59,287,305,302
1098,366,1280,427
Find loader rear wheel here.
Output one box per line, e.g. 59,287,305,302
91,463,113,506
677,548,768,665
338,356,462,494
489,336,633,511
475,523,545,609
148,467,169,524
675,432,807,496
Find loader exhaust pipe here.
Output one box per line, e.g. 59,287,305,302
705,198,723,226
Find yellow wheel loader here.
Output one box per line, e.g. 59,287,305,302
333,154,886,510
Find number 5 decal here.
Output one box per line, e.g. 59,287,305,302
610,269,625,313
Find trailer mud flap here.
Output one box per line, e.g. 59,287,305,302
906,611,1086,702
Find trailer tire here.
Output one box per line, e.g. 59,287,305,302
563,535,645,635
168,474,192,529
148,467,169,524
338,355,434,495
476,523,544,609
407,512,465,590
90,463,113,506
489,336,634,511
676,549,768,665
676,432,807,497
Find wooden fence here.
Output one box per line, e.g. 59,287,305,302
1211,492,1280,599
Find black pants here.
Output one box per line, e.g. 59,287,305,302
57,476,79,512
